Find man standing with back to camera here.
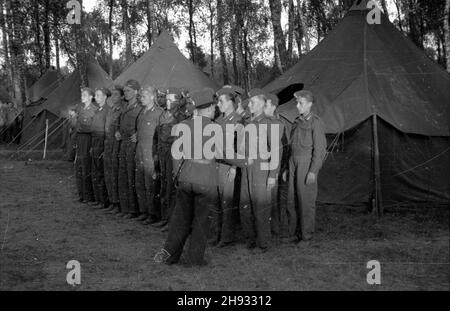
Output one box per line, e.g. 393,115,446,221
154,88,219,266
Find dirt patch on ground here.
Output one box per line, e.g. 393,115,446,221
0,158,448,290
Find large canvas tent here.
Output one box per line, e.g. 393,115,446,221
114,30,219,91
264,0,449,207
21,58,113,150
26,69,60,105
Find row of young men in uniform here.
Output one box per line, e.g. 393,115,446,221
151,85,327,266
71,80,193,233
71,80,327,267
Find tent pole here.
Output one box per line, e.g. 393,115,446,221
43,119,49,160
372,114,383,216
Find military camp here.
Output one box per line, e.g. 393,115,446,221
0,0,448,292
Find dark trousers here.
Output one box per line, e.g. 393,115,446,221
164,181,217,265
240,165,271,248
65,131,77,161
159,150,175,222
135,145,157,217
91,135,108,204
270,178,281,238
211,163,238,244
75,133,94,202
118,139,138,214
287,156,317,240
104,136,120,204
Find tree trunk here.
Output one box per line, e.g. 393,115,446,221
43,0,51,69
7,0,28,104
216,0,229,84
229,0,239,85
109,0,114,77
54,28,60,73
445,0,450,73
121,0,132,65
294,0,303,57
52,12,62,75
287,0,294,64
75,0,88,86
34,1,44,73
380,0,388,15
0,0,13,99
394,0,404,33
208,1,215,79
188,0,195,63
407,0,423,49
298,0,310,52
269,0,287,72
235,2,247,90
146,0,152,48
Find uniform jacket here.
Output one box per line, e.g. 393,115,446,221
91,104,110,136
119,100,143,138
136,105,164,154
154,105,190,156
289,112,327,174
105,101,124,140
75,103,98,134
176,116,219,187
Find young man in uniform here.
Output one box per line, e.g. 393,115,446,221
134,86,164,224
117,80,143,219
152,88,190,229
74,88,97,204
264,93,288,242
90,88,111,209
210,85,244,247
237,89,282,252
287,90,327,242
104,85,125,214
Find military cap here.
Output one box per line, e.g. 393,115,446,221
190,88,216,109
266,93,279,106
80,87,94,97
216,85,245,97
111,84,124,96
124,79,141,91
248,88,266,99
96,87,112,97
166,87,182,99
294,90,314,103
241,98,250,109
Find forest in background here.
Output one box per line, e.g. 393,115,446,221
0,0,449,106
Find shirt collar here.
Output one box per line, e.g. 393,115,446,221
297,112,312,122
251,112,265,122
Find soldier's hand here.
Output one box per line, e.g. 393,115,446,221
130,133,137,143
152,172,157,180
306,172,316,185
282,170,288,182
247,158,254,166
228,167,236,181
115,131,122,141
267,177,276,189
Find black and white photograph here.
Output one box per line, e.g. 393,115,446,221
0,0,449,294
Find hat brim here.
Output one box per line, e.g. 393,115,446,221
195,101,215,110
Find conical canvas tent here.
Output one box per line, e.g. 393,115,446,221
26,69,60,105
114,30,219,91
21,69,61,138
264,1,449,207
21,58,113,150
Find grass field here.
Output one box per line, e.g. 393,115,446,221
0,158,448,291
